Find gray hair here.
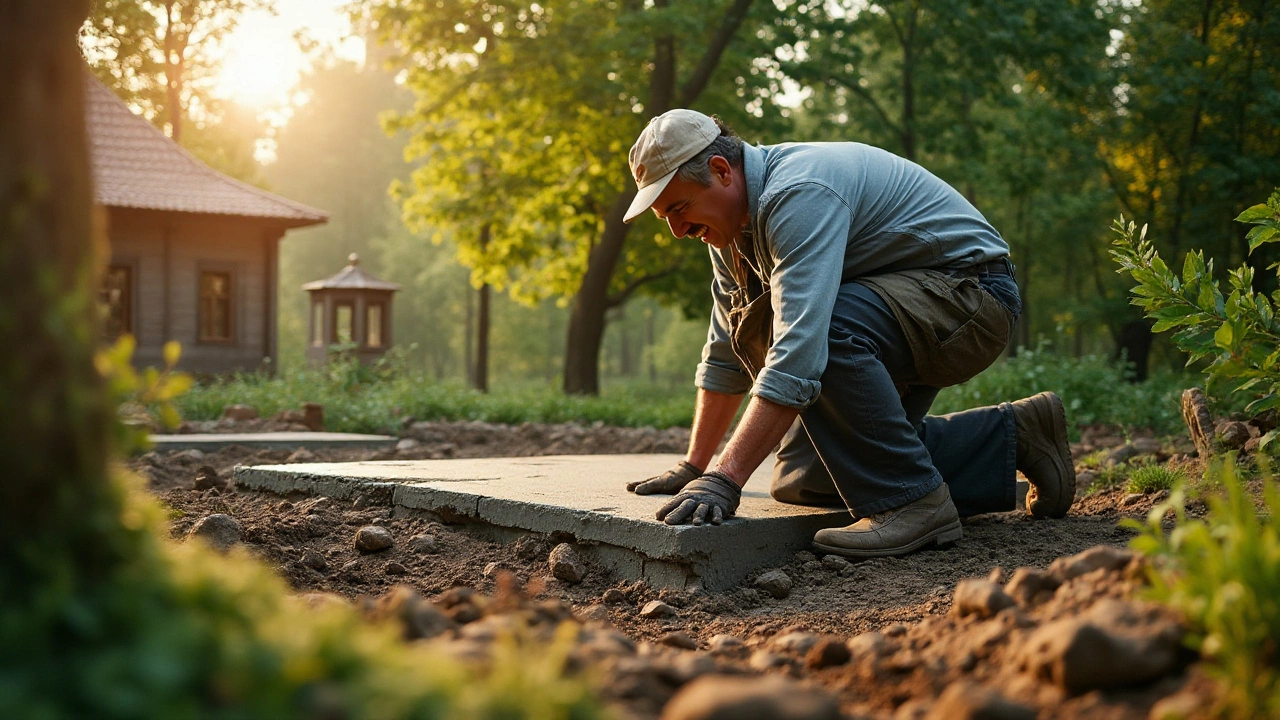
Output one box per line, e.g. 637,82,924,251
674,117,743,187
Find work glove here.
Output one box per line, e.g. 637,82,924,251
656,471,742,526
627,460,702,495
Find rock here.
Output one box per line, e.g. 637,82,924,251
396,437,420,451
187,513,242,551
1048,545,1133,582
660,674,841,720
354,525,393,553
772,631,819,655
924,681,1035,720
1182,388,1214,458
804,637,851,669
820,555,851,573
846,631,890,659
385,561,408,575
707,634,744,654
883,623,909,637
173,448,205,462
299,549,328,572
1131,437,1162,455
373,587,457,640
302,402,325,431
577,604,611,623
660,631,699,650
548,543,586,583
1123,493,1144,506
192,465,223,491
640,600,676,619
1004,567,1060,607
747,650,790,671
1105,443,1141,467
1017,599,1184,693
286,448,317,463
1245,436,1262,454
753,569,793,599
407,534,438,554
951,578,1016,619
602,588,628,604
482,561,509,579
1075,471,1097,495
659,653,720,686
221,404,258,421
1215,420,1250,451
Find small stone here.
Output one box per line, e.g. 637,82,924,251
805,637,852,669
286,448,317,463
1105,443,1140,467
1245,436,1262,454
1131,437,1162,455
639,600,676,619
173,448,205,462
385,561,408,575
923,681,1035,720
299,549,328,571
1123,493,1144,506
482,561,507,579
1004,567,1060,607
1075,471,1097,495
820,555,851,572
187,513,242,551
661,674,841,720
951,578,1017,619
370,587,456,640
659,631,698,650
548,543,586,584
577,604,611,623
846,631,889,659
747,650,791,671
192,465,223,491
221,404,258,421
602,588,628,604
354,525,393,553
396,437,420,451
407,534,438,553
1215,420,1250,450
883,623,909,637
1048,545,1133,582
772,631,819,654
707,634,744,653
753,569,793,599
659,652,719,686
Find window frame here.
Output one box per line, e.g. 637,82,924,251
101,261,136,341
197,265,237,345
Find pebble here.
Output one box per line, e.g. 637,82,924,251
1004,567,1060,607
846,631,889,659
639,600,676,619
377,587,456,640
1131,437,1162,454
548,543,586,584
753,569,793,599
707,634,744,653
1105,443,1140,467
659,631,698,650
1122,493,1144,506
299,549,328,571
221,404,259,421
1016,599,1183,692
923,681,1035,720
577,604,611,623
661,674,841,720
951,578,1016,619
395,437,420,451
407,534,438,553
1215,420,1250,450
354,525,393,552
384,561,408,575
1048,545,1133,582
805,636,852,669
772,630,819,654
286,448,317,463
602,588,628,604
747,649,791,671
186,513,242,552
482,561,509,579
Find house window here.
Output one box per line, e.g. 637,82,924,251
367,302,384,348
334,302,353,345
100,265,132,339
311,301,324,347
199,270,233,342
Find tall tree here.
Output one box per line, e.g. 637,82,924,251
365,0,787,394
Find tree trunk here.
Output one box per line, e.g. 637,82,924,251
564,190,636,394
162,1,185,142
1,0,119,583
1113,319,1154,382
473,223,490,392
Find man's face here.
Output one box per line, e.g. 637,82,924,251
650,156,745,250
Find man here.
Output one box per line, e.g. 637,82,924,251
623,109,1076,558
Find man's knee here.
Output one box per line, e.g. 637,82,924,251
770,473,842,507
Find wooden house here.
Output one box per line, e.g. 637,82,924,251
86,75,327,374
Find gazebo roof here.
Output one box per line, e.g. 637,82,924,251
85,74,328,228
302,254,401,292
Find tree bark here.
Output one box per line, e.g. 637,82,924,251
473,224,491,393
1,0,118,580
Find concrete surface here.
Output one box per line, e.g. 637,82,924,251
152,432,397,451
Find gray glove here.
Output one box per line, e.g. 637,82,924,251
627,460,702,495
656,471,742,526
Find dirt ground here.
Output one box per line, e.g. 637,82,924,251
133,421,1219,719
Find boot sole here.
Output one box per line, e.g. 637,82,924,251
1029,393,1076,519
812,519,963,559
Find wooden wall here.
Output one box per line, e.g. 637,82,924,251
105,207,285,375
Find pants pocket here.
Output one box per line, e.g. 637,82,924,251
914,280,1011,387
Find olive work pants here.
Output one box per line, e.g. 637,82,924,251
769,267,1022,519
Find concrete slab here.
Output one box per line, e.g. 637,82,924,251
151,432,397,452
234,454,854,591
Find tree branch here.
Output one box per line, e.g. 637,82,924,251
828,74,901,137
606,263,682,308
678,0,755,107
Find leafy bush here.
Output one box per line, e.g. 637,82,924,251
1127,463,1185,494
933,343,1189,436
1110,189,1280,453
1127,460,1280,717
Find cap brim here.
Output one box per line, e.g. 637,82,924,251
623,168,679,223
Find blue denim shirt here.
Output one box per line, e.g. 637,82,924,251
694,141,1011,410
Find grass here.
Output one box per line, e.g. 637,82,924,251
1126,463,1185,494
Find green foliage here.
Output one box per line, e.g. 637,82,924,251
95,335,194,454
1127,460,1280,717
1127,463,1184,494
1110,191,1280,452
933,344,1188,435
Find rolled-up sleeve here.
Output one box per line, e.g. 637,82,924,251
750,182,851,410
694,247,753,396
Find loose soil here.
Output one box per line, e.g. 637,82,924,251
132,421,1219,719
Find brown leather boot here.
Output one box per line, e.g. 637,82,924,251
812,483,962,558
1011,392,1076,518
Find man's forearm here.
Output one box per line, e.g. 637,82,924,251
712,396,799,487
686,388,745,471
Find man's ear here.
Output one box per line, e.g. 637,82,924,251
708,155,733,186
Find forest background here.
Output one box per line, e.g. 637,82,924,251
80,0,1280,398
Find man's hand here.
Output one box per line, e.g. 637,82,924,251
656,472,742,526
627,460,702,495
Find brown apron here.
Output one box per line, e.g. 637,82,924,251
726,241,773,379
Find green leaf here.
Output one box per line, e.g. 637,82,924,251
1214,322,1236,350
1246,225,1279,254
1235,204,1274,224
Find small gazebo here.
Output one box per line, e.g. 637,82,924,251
303,253,400,366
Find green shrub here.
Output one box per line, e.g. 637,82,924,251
1127,460,1280,717
1087,461,1138,495
1126,463,1185,494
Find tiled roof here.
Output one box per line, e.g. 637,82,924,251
85,75,327,227
302,254,400,291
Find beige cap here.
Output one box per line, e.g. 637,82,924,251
623,109,719,223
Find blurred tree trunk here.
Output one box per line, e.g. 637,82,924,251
473,223,490,392
1,0,118,585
